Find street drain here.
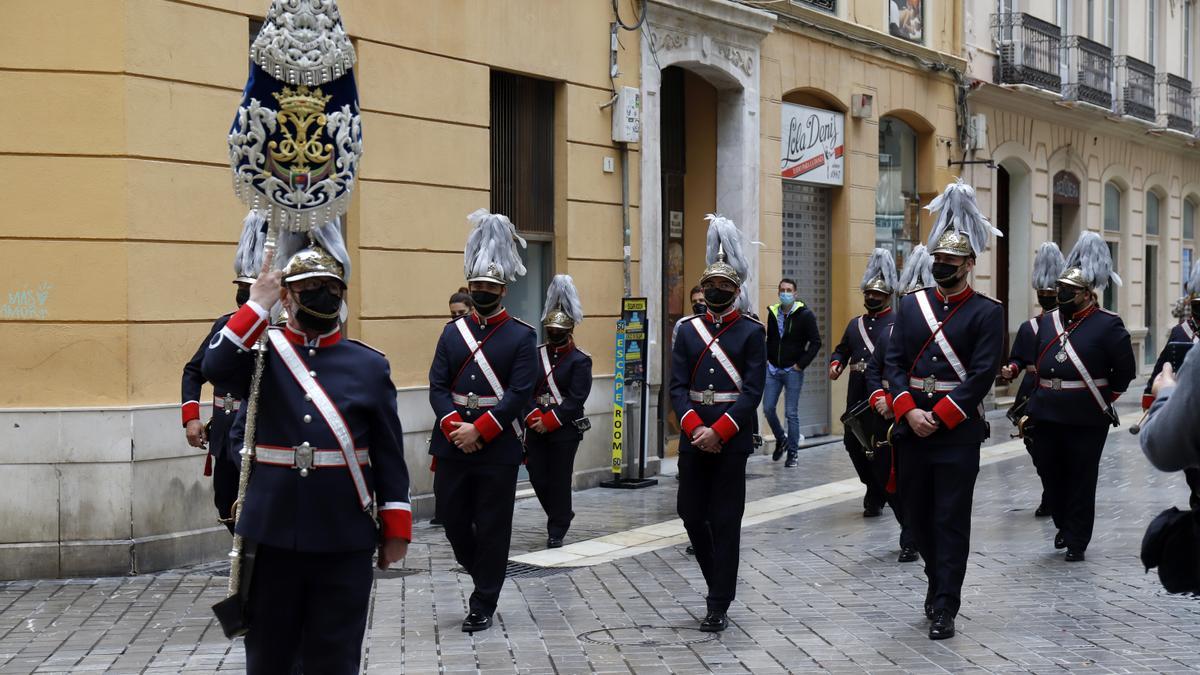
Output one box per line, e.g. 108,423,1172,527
579,625,718,646
505,561,576,578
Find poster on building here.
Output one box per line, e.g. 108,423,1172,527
781,103,844,185
621,297,648,383
889,0,923,43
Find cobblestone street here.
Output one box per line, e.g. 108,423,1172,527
4,408,1200,674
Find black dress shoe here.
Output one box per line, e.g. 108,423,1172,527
685,545,694,555
547,537,563,549
863,505,882,518
924,602,934,620
898,547,919,563
1034,504,1050,518
430,517,443,526
928,610,955,640
1065,549,1086,562
1054,531,1066,549
699,610,727,632
461,611,492,633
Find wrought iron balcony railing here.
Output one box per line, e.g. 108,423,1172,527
1114,55,1156,122
992,12,1062,93
1062,36,1113,108
1156,73,1193,133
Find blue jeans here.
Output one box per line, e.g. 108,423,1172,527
763,367,803,452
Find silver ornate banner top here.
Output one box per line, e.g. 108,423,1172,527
251,0,357,87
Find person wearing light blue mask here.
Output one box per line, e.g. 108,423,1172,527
764,278,822,467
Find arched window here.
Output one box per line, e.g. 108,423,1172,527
1146,191,1160,236
1144,190,1162,363
875,117,919,266
1184,197,1196,288
1102,181,1123,311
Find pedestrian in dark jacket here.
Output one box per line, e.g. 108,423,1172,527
764,278,822,466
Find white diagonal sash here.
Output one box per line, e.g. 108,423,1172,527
267,330,372,511
1184,321,1198,343
1029,317,1039,335
539,345,564,405
455,318,522,435
856,316,875,355
689,318,743,392
1050,310,1108,412
914,290,967,382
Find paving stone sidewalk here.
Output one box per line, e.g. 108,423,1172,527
4,405,1200,673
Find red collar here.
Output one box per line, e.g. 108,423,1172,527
706,307,741,324
935,286,974,303
548,340,575,355
283,324,342,348
1070,304,1098,322
471,308,510,327
869,307,893,318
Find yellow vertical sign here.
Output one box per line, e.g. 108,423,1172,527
611,321,626,476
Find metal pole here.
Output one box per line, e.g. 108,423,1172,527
638,379,649,480
621,143,632,299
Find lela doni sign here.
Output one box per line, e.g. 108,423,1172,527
781,102,844,186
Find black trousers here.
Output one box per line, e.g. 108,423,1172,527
1034,422,1109,552
677,451,748,613
244,545,374,675
898,439,980,616
1185,467,1200,509
845,433,887,509
525,434,580,539
872,442,916,550
1024,436,1052,513
434,458,519,616
213,453,239,534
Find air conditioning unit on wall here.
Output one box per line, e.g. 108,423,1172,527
967,114,988,150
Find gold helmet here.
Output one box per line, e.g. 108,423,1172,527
701,215,748,288
863,275,892,294
1059,231,1121,291
1057,266,1089,289
282,244,346,286
861,248,898,295
701,245,743,286
929,230,973,258
543,308,575,330
541,275,583,330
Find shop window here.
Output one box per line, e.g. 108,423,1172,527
1104,182,1122,232
1146,244,1158,364
888,0,923,43
1146,191,1160,237
490,71,556,331
875,117,920,268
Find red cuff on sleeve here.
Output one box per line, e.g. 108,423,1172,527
524,410,543,428
439,411,463,440
711,413,740,443
830,360,841,369
379,506,413,542
868,389,887,408
1142,393,1155,410
1109,390,1123,403
932,396,967,430
224,301,269,348
541,410,563,432
475,411,503,442
680,409,703,437
892,391,917,420
182,401,200,426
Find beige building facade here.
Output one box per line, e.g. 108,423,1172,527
966,0,1200,370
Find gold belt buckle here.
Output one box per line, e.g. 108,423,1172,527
223,393,235,416
538,393,552,407
702,388,715,406
1051,378,1063,391
466,392,480,409
922,376,937,394
294,442,314,478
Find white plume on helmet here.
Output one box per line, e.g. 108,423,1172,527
1031,241,1067,291
925,179,1003,256
464,208,527,282
1063,231,1122,291
704,214,751,284
234,210,269,281
542,274,584,324
899,245,935,291
861,248,899,292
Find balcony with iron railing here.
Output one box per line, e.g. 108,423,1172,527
1156,73,1193,133
1061,36,1113,108
992,12,1062,93
1114,55,1156,122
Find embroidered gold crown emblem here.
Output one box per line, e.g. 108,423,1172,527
269,85,334,174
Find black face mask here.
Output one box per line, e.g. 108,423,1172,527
471,290,501,314
1057,288,1081,316
692,302,707,315
295,287,342,333
546,330,570,346
864,297,887,313
931,261,963,287
1037,294,1058,312
235,287,250,307
703,287,736,312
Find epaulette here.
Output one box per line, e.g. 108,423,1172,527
741,314,764,327
1095,306,1119,316
973,291,1003,305
347,338,386,357
511,317,537,332
904,285,935,297
576,347,593,358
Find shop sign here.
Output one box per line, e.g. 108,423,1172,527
781,103,844,186
1053,171,1081,206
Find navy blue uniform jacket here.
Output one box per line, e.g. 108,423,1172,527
1006,314,1045,403
1028,305,1136,427
1143,318,1199,409
429,309,538,465
831,307,895,408
182,313,238,463
523,342,593,442
203,301,413,552
670,308,767,454
884,286,1005,446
